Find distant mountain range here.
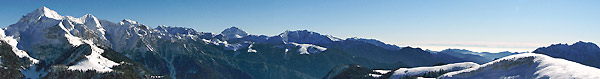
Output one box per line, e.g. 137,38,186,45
431,49,522,64
328,41,600,79
0,7,598,79
533,41,600,68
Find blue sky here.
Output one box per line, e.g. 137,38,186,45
1,0,599,52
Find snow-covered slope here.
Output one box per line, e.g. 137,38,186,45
289,42,327,54
439,53,600,79
65,40,120,72
247,43,257,53
389,62,479,79
201,39,245,51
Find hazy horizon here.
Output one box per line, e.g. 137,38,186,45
1,0,598,52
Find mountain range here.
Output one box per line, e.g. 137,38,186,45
533,41,600,68
0,7,598,79
0,7,505,79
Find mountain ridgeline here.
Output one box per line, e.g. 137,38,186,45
533,41,600,68
0,7,501,79
3,7,598,79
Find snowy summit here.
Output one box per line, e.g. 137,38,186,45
220,27,248,39
440,53,600,79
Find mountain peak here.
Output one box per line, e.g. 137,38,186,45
220,26,248,39
278,30,317,37
226,26,241,30
543,41,599,50
23,6,63,21
278,30,339,44
83,14,95,18
119,19,140,25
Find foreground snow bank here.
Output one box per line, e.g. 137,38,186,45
389,62,479,79
439,53,600,79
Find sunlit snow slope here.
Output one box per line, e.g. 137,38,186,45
439,53,600,79
389,62,479,79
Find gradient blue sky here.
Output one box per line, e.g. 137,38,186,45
1,0,599,52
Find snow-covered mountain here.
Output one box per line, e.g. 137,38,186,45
0,6,129,78
533,41,600,68
0,7,430,79
220,27,249,39
3,7,582,79
5,6,111,62
278,30,340,45
439,53,600,79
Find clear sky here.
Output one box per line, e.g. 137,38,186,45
1,0,599,52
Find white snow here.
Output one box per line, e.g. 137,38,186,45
247,43,257,53
373,70,391,74
67,42,120,72
64,34,85,46
201,39,245,51
389,62,479,79
369,70,391,78
146,44,155,52
23,6,63,21
439,53,600,79
120,19,139,25
326,35,342,42
150,75,165,78
289,42,327,54
369,74,383,78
